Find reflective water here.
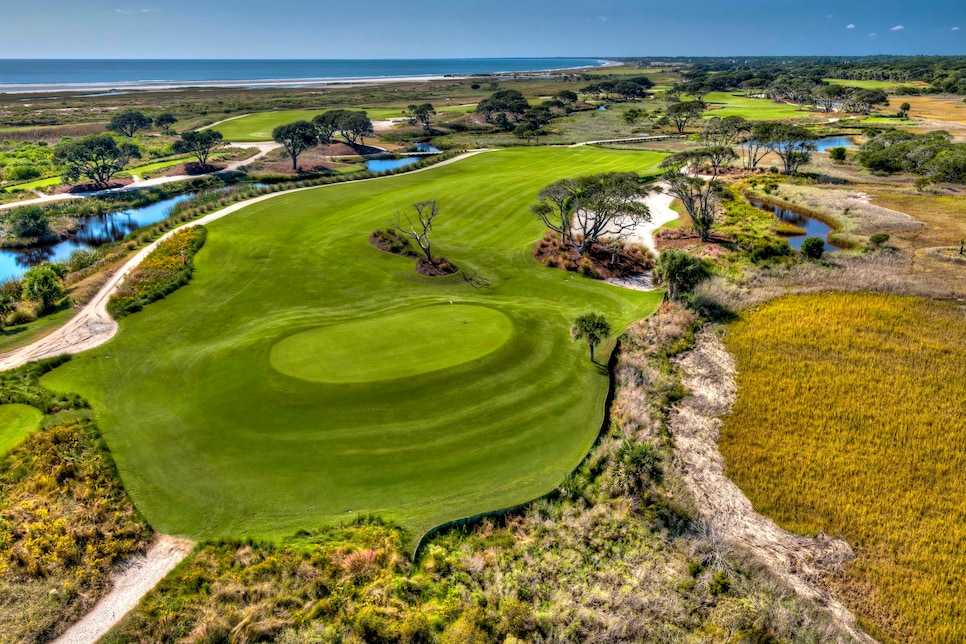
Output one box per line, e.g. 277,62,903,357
748,199,840,252
365,157,422,172
814,135,856,152
0,194,192,281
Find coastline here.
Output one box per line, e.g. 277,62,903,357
0,59,620,95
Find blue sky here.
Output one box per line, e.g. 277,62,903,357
0,0,962,58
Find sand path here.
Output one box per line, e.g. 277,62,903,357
52,536,194,644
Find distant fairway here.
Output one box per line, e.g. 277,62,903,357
44,147,665,541
822,78,927,90
214,108,406,141
699,92,810,120
0,404,43,456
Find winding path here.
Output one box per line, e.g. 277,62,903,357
0,143,278,212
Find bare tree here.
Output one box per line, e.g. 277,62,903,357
394,200,438,263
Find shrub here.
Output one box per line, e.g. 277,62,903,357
828,146,847,162
7,205,50,238
5,165,42,181
869,233,891,249
800,236,825,260
5,307,37,326
108,226,207,319
21,263,64,312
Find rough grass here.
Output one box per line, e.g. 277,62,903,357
0,417,150,643
107,225,207,319
43,147,666,542
719,293,966,643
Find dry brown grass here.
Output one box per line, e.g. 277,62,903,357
720,293,966,643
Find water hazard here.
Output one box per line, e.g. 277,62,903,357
0,194,192,282
748,199,840,252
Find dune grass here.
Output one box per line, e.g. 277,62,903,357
0,403,43,456
214,108,406,141
719,293,966,643
43,147,666,542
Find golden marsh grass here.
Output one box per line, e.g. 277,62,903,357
720,293,966,643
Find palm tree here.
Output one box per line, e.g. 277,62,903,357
571,313,611,362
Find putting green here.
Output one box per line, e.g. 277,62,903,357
43,146,666,541
0,404,43,456
271,305,513,384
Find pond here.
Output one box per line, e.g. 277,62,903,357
365,156,423,173
414,143,441,153
814,135,857,152
748,199,840,252
0,193,192,282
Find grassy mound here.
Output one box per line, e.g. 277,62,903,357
0,404,43,456
720,293,966,643
43,147,666,541
271,304,513,384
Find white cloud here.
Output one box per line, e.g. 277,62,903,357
868,32,877,37
953,27,961,31
846,24,855,29
891,25,904,31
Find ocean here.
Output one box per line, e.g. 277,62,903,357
0,58,608,92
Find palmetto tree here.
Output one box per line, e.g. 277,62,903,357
571,313,611,362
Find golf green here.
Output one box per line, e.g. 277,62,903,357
43,147,666,541
271,304,513,384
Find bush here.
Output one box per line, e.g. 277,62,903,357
108,226,207,319
5,165,42,181
66,247,99,272
801,236,825,260
828,147,847,162
869,233,890,249
6,307,37,326
7,205,50,238
21,263,64,312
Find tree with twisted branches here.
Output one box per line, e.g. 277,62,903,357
532,173,651,255
394,200,439,263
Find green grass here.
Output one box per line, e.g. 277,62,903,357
214,108,406,141
699,93,811,120
118,156,190,179
822,78,924,90
3,175,61,192
43,146,666,542
271,304,513,384
0,404,42,456
0,306,75,354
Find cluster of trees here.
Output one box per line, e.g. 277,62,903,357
107,110,178,137
644,56,966,95
272,110,374,170
858,130,966,186
531,172,651,255
580,76,654,101
476,89,575,140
